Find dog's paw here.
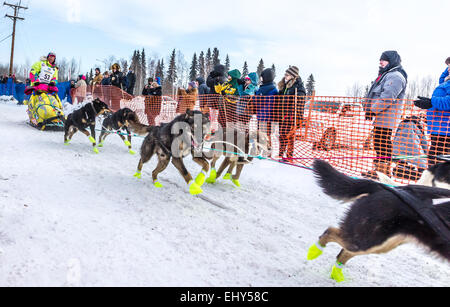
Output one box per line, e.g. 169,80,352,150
307,243,324,261
206,169,217,184
124,140,132,147
93,147,99,154
223,173,232,180
98,142,104,148
189,181,203,195
331,263,345,283
64,141,70,146
133,172,142,179
195,172,206,186
88,136,96,144
232,179,241,188
153,181,163,188
129,149,136,155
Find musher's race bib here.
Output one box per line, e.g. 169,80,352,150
39,63,55,84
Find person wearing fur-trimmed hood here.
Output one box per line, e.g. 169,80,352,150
110,63,127,91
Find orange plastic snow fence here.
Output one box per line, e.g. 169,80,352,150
84,85,448,184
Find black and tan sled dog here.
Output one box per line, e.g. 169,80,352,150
134,109,211,195
99,108,151,155
307,160,450,283
64,98,111,153
204,128,270,187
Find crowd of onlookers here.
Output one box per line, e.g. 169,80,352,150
3,53,450,179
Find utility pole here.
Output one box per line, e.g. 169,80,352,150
4,1,28,76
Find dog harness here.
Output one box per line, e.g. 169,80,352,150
382,185,450,245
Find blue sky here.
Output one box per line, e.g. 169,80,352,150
1,0,449,95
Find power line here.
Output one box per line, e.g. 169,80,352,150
0,33,12,43
4,1,28,75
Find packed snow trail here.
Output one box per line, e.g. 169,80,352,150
0,101,449,287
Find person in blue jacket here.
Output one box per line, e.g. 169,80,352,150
236,72,259,131
439,57,450,84
253,68,278,140
414,79,450,166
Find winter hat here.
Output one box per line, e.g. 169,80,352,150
261,68,275,84
188,81,198,89
155,77,161,85
81,75,86,81
379,51,401,67
285,66,299,78
196,77,205,84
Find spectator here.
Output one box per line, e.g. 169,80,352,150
207,64,229,129
277,66,307,161
90,68,103,87
391,115,428,180
439,57,450,84
1,75,7,84
177,81,198,113
101,72,111,85
236,73,259,131
196,77,210,95
142,77,154,95
145,81,163,126
70,80,76,89
110,63,126,90
196,76,210,113
414,75,450,166
227,69,244,96
74,75,87,103
155,77,161,86
362,50,408,179
126,68,136,95
253,68,279,140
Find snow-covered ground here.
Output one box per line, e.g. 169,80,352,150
0,100,449,287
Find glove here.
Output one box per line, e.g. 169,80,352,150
49,82,55,87
414,97,433,110
365,111,376,121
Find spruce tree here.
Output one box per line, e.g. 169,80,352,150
225,54,230,71
199,51,206,79
206,48,212,74
155,59,165,83
140,48,147,94
306,74,316,96
257,59,265,78
160,59,165,83
212,48,220,67
167,49,177,85
189,53,198,81
242,61,249,77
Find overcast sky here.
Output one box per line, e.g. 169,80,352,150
1,0,449,95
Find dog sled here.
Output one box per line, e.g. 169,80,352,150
25,87,65,131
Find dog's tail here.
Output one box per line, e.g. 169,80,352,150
129,122,154,136
376,171,401,186
313,159,384,202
